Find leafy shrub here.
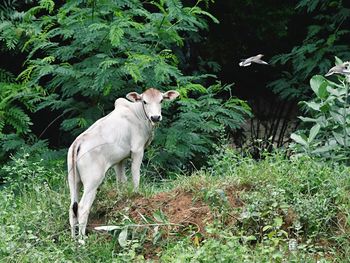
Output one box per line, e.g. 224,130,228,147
208,146,349,258
290,58,350,163
145,82,251,175
1,150,64,191
0,152,69,261
160,226,324,263
0,68,47,162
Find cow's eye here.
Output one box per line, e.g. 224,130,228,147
143,101,147,105
160,99,163,103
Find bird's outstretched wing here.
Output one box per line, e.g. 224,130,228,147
239,54,268,67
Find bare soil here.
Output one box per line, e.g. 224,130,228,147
89,184,250,260
90,184,252,231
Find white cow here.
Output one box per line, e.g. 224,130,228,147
67,88,179,239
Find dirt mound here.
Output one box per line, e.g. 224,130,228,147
90,185,247,234
128,190,212,233
88,185,248,260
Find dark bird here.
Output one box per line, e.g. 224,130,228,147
239,54,268,67
325,62,350,77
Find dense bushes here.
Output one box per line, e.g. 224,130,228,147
146,82,251,174
0,68,47,161
290,58,350,163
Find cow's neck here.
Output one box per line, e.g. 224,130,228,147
134,102,155,131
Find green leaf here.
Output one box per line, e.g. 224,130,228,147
118,228,128,247
310,75,322,94
330,111,344,125
318,82,328,99
308,124,320,143
311,144,337,154
327,86,345,97
326,34,336,46
279,230,288,237
310,75,327,99
263,225,273,232
40,0,55,13
267,230,277,239
298,116,316,122
291,133,308,147
332,131,345,146
320,103,330,113
191,9,219,24
109,25,124,47
245,235,257,241
153,209,168,223
303,101,320,111
274,217,283,228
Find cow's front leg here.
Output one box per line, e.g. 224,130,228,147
131,150,144,191
114,159,127,184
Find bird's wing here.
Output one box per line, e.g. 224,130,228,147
255,60,268,65
325,70,334,76
244,57,254,62
239,62,251,67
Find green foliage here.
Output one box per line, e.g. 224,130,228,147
0,68,47,161
206,147,349,261
160,225,338,262
146,82,251,174
1,150,64,190
268,0,350,100
0,0,29,50
290,59,350,163
0,153,118,262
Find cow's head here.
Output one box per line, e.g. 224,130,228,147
126,88,179,123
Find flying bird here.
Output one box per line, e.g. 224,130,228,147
239,54,268,67
325,62,350,77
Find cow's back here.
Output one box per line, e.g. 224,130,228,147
72,101,138,169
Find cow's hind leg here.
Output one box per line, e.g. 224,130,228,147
77,170,105,240
68,150,80,238
69,185,79,238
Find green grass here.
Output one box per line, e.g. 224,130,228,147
0,149,349,262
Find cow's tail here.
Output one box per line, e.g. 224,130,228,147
68,142,80,218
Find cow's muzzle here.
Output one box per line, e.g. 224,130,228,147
150,115,161,122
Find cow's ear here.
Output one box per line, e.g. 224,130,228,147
126,92,142,102
163,90,180,101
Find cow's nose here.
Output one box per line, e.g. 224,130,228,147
151,115,161,122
